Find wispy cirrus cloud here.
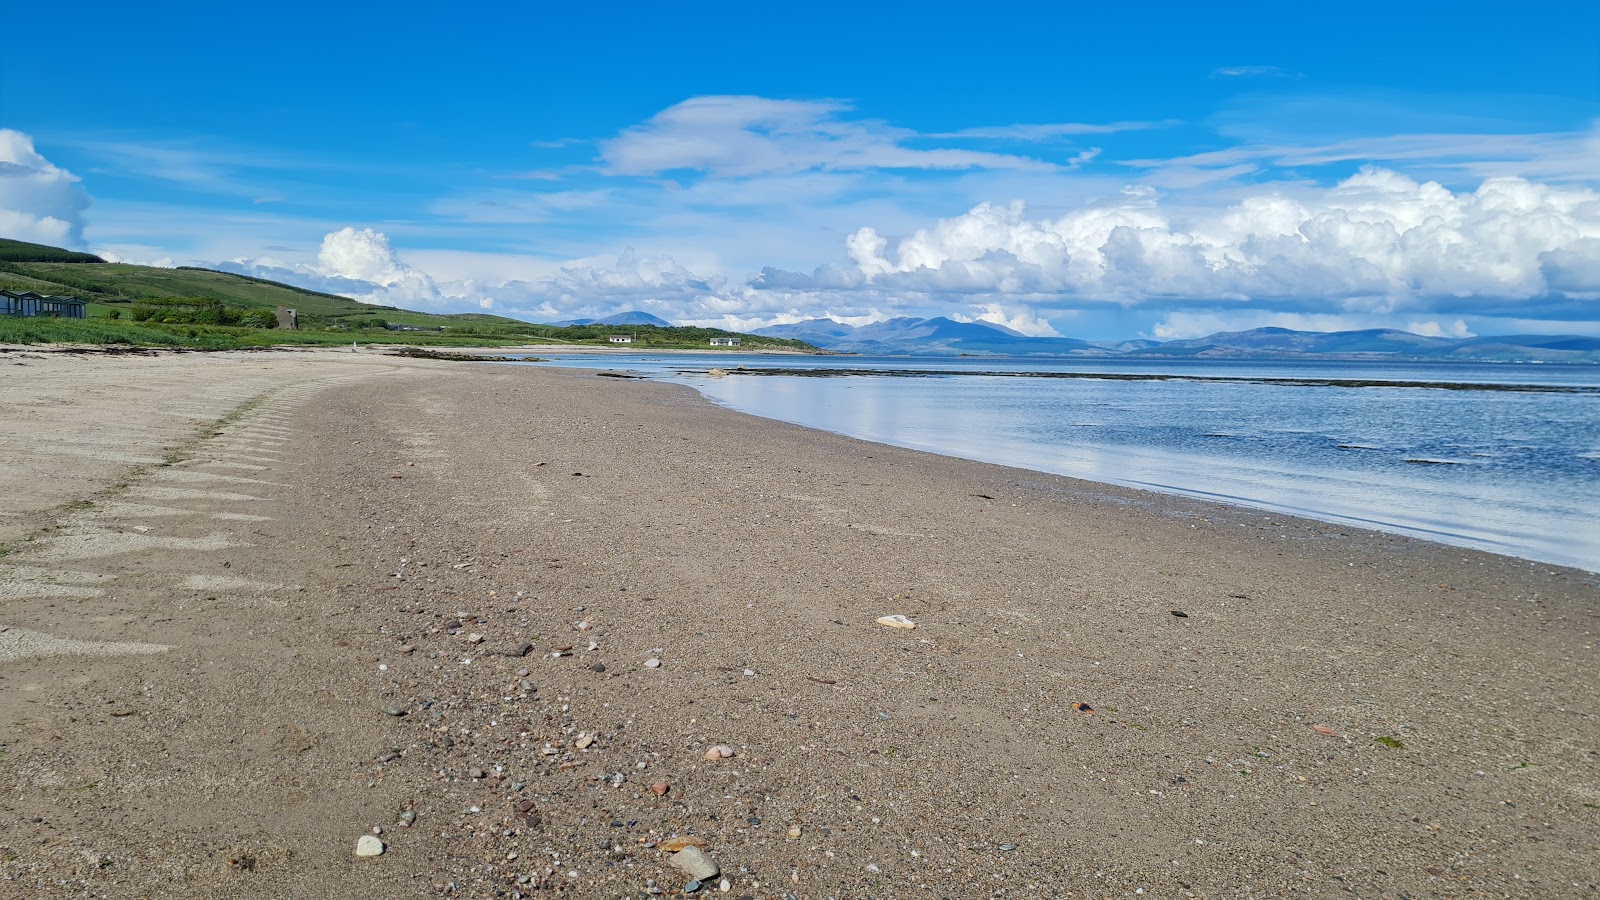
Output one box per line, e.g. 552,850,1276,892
1123,123,1600,187
599,95,1061,178
929,120,1178,141
62,137,310,197
1211,65,1300,79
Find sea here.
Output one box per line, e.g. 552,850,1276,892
507,353,1600,573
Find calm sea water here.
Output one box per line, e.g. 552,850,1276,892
510,353,1600,572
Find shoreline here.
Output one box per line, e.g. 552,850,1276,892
1,348,1596,897
524,356,1600,575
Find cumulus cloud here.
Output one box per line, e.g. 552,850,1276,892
222,227,460,309
224,228,746,323
600,95,1058,178
832,168,1600,318
0,129,91,247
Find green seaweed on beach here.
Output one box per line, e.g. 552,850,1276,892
1375,736,1406,749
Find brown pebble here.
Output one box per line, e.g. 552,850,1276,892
651,781,671,796
660,836,707,852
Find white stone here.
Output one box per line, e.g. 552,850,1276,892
355,835,385,857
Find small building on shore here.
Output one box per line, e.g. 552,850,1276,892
607,334,635,344
275,306,299,330
1,290,87,319
709,337,741,347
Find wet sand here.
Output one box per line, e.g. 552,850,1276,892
0,346,1595,898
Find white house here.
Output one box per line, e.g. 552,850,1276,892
709,337,741,347
607,334,635,344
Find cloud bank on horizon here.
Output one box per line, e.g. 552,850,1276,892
3,94,1598,340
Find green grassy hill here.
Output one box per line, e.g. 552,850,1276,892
0,238,818,352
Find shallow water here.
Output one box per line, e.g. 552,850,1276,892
512,354,1600,572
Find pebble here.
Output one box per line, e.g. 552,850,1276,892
684,881,702,894
399,811,416,826
704,745,736,760
467,633,484,644
355,835,385,857
381,705,406,717
513,643,534,657
659,836,707,852
591,661,606,673
669,846,721,880
470,768,486,779
578,620,594,631
876,614,916,629
787,825,801,839
651,781,671,796
576,734,595,750
644,658,662,668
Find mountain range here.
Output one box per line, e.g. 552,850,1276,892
752,317,1600,362
544,311,674,327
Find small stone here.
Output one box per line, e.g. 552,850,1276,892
651,781,671,796
786,825,801,839
399,645,415,654
466,633,484,644
875,614,916,629
659,836,707,852
576,734,595,750
355,835,385,857
470,768,486,779
718,878,730,893
513,643,534,657
704,745,736,761
591,661,606,673
381,705,406,717
644,658,662,668
577,620,594,631
399,810,416,826
669,846,721,881
684,881,702,894
516,668,530,677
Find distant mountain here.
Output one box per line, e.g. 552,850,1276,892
752,320,1600,362
1136,327,1449,356
1124,327,1600,362
547,310,674,327
756,316,1102,356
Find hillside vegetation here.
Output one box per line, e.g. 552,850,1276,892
0,239,815,351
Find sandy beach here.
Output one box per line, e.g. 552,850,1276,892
0,345,1595,899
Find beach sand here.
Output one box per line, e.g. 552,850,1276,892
0,346,1595,898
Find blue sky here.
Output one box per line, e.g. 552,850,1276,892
2,0,1597,339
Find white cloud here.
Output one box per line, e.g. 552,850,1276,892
834,168,1600,316
95,248,176,268
223,227,458,310
0,129,91,247
600,95,1058,178
957,303,1061,337
1406,318,1474,338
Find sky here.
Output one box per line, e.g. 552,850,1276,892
2,1,1598,340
